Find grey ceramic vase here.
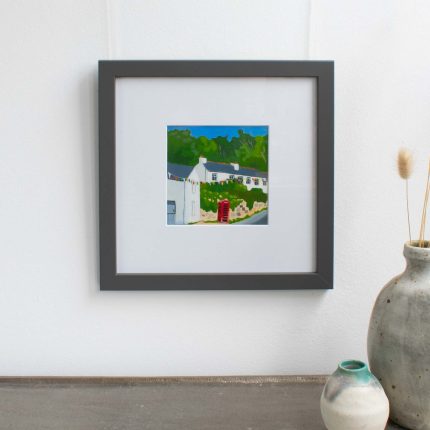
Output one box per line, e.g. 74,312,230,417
320,360,389,430
368,242,430,429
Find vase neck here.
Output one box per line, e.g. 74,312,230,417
337,360,372,383
404,242,430,277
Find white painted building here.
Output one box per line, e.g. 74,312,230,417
193,157,268,193
167,163,200,225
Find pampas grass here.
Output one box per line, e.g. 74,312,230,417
398,149,413,244
397,148,430,248
398,149,414,180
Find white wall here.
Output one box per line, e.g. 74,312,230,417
167,179,185,224
1,0,430,376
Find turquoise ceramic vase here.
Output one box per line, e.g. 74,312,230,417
320,360,389,430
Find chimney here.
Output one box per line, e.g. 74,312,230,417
199,156,207,164
230,162,239,171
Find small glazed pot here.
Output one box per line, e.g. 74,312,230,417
320,360,389,430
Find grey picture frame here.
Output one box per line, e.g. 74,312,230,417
99,60,334,291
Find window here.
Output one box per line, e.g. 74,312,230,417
237,176,243,183
229,175,234,180
262,179,267,186
167,200,176,214
254,178,259,186
246,177,251,184
212,173,217,181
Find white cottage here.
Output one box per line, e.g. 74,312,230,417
193,156,268,193
167,163,200,225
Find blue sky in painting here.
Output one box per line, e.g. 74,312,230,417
167,125,268,140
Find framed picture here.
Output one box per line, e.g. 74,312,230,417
99,60,334,290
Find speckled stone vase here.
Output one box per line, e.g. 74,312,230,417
320,360,389,430
368,242,430,429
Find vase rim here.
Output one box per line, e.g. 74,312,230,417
338,360,367,373
404,241,430,261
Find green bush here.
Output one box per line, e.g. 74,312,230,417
200,181,267,213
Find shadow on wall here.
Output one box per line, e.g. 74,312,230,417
78,69,99,293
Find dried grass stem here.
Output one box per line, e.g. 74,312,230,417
419,160,430,247
406,180,412,244
398,149,414,244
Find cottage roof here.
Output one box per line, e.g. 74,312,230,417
167,163,194,179
204,161,268,178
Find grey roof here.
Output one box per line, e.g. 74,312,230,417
237,167,268,179
167,163,194,179
204,161,268,178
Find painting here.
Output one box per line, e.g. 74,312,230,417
99,60,334,290
167,126,269,226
